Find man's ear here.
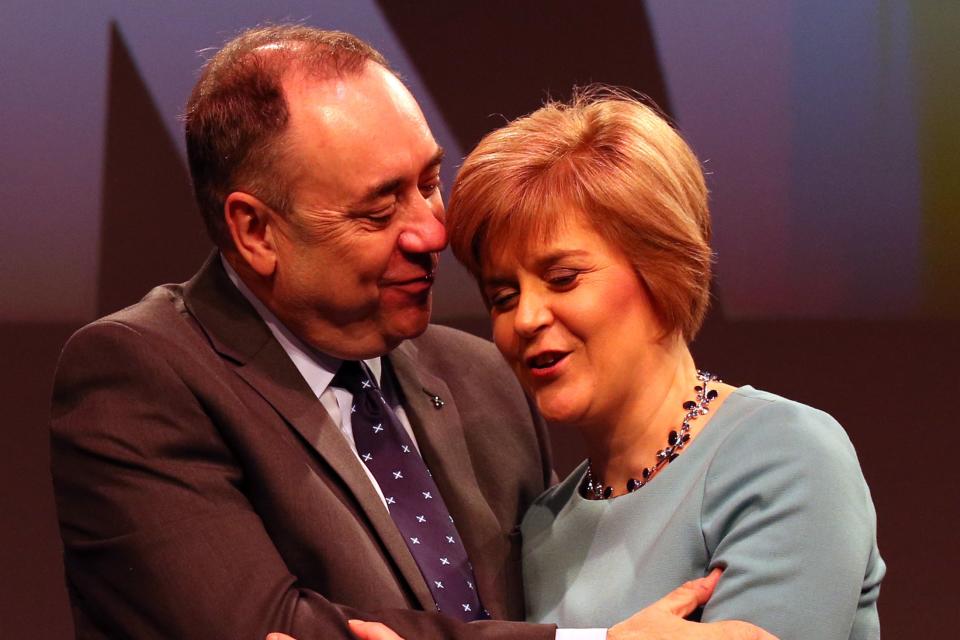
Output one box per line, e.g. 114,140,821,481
224,191,279,278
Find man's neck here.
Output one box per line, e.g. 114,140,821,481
219,252,383,385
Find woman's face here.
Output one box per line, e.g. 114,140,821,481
481,215,668,429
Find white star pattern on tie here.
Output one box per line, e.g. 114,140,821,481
332,360,486,622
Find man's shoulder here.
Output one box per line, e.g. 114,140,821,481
401,324,527,399
99,283,188,328
405,324,509,377
61,283,195,359
410,324,499,360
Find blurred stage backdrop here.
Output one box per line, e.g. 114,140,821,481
1,1,957,637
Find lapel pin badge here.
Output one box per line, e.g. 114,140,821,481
423,387,445,409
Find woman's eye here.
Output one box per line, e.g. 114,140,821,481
488,289,518,310
547,269,580,287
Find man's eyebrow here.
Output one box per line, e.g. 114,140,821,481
426,147,445,170
359,177,404,205
355,147,446,206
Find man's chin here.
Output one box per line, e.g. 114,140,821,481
385,306,432,345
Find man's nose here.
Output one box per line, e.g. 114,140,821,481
398,196,448,254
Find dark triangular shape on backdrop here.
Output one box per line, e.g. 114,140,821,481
97,21,210,315
376,0,673,152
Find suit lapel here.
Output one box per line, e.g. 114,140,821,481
182,254,434,610
389,340,511,619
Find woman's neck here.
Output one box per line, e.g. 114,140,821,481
580,338,699,494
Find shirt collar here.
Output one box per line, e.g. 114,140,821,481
219,254,382,398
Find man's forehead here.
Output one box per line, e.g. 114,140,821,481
283,62,414,118
279,62,440,200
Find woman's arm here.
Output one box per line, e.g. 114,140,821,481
699,398,884,640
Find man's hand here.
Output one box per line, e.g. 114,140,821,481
347,619,406,640
608,569,777,640
271,571,777,640
265,620,403,640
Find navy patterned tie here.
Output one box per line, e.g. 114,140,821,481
332,361,487,622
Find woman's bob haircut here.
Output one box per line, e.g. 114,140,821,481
446,86,713,342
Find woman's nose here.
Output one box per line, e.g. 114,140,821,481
513,290,552,337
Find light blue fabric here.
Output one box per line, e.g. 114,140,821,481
522,386,884,640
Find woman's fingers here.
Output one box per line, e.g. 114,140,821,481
347,619,406,640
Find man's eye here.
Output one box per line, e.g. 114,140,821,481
361,205,395,223
420,181,442,197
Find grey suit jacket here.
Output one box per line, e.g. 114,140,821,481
50,255,556,640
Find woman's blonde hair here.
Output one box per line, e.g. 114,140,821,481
446,87,712,341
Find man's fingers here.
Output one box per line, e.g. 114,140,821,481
713,620,780,640
652,568,722,617
265,634,297,640
347,619,406,640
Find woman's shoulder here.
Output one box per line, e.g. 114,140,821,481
521,460,589,535
533,460,589,509
704,386,869,502
715,386,857,458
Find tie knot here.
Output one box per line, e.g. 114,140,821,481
331,360,377,395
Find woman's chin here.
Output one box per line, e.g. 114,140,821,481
535,395,587,427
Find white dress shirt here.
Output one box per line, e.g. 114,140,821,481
221,257,605,640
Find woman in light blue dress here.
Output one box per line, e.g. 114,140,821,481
441,88,885,640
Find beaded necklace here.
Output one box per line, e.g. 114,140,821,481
583,370,720,500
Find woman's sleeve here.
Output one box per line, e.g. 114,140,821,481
699,399,885,640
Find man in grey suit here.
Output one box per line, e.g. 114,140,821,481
51,25,772,640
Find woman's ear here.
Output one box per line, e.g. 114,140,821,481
223,191,278,278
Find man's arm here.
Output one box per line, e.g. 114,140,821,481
310,571,778,640
50,320,554,640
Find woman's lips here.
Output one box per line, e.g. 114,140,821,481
525,351,571,379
